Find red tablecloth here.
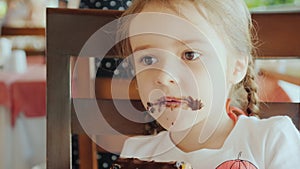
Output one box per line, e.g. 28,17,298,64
0,57,46,126
0,83,10,109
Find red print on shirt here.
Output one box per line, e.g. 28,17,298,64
215,152,258,169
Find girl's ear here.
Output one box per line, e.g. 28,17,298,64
229,55,248,84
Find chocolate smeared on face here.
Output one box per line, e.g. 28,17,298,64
146,102,155,113
147,96,204,113
185,96,204,111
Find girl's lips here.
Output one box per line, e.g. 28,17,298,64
165,96,182,103
147,96,204,112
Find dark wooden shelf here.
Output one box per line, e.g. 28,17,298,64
1,26,45,36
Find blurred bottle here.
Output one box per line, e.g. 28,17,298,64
4,49,27,73
0,0,7,30
0,37,12,70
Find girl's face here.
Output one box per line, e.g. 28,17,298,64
128,2,234,132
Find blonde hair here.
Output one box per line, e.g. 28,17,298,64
119,0,260,117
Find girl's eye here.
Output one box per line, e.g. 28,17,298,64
182,51,201,61
140,56,158,65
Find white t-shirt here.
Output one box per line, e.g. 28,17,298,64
121,116,300,169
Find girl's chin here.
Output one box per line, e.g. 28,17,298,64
157,108,207,132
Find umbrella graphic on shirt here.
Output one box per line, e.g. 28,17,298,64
215,152,258,169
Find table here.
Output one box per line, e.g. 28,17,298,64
0,56,46,169
255,58,300,102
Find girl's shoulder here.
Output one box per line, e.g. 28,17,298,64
227,116,300,168
237,115,298,136
238,115,295,128
224,115,299,154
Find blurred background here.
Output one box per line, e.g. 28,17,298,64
0,0,299,169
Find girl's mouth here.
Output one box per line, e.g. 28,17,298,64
147,96,204,113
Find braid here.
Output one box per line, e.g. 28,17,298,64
242,57,260,116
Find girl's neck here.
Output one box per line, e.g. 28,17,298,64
169,112,235,153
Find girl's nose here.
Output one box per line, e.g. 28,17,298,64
155,71,177,86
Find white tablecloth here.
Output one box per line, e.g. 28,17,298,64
0,106,46,169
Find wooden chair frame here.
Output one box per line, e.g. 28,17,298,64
47,8,123,169
46,8,300,169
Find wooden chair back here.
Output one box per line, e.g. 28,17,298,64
46,8,300,169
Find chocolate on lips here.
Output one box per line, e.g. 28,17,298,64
147,96,204,113
110,158,193,169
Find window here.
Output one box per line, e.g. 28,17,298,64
245,0,300,11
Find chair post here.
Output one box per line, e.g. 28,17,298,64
47,9,72,168
78,134,98,169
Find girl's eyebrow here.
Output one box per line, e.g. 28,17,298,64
132,39,204,52
133,45,155,52
180,39,204,45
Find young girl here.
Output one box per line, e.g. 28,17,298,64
117,0,300,168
